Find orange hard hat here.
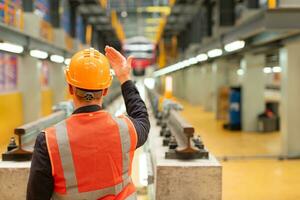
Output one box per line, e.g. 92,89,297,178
65,48,113,90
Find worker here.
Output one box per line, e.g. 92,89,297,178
26,46,150,200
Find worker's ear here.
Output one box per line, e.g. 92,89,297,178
102,88,108,96
68,84,74,95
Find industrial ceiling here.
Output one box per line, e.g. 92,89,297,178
70,0,202,45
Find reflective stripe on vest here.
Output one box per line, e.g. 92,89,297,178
113,117,131,181
51,117,137,200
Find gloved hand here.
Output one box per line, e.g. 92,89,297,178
105,45,133,84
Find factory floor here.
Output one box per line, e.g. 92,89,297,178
176,99,300,200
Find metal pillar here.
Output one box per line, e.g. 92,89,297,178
247,0,260,8
70,1,80,38
280,40,300,158
173,70,186,100
203,64,213,112
241,54,265,132
199,66,207,106
204,0,213,37
49,0,60,28
189,8,203,44
17,55,41,123
97,32,106,53
219,0,235,26
91,27,98,49
211,59,229,117
185,66,202,105
49,63,66,105
178,30,189,52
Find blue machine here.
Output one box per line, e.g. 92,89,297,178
224,87,242,130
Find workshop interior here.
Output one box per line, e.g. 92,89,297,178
0,0,300,199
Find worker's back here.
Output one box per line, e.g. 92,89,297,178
27,47,149,200
45,110,137,200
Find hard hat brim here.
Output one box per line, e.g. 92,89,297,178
65,68,113,90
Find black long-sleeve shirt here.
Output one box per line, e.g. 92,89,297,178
26,80,150,200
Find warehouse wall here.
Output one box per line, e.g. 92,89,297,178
228,67,241,87
0,92,23,152
49,63,66,104
18,55,41,123
169,65,208,105
168,60,243,110
0,57,66,152
280,0,300,7
185,65,203,105
172,70,186,100
41,88,53,117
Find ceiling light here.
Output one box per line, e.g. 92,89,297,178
123,44,155,51
207,49,223,58
188,57,198,65
30,49,48,59
0,42,24,54
224,40,245,52
154,55,202,77
153,63,178,77
145,18,162,24
144,6,171,15
153,60,190,77
196,53,208,62
50,55,64,63
272,66,282,73
237,69,244,76
181,60,191,68
145,27,158,33
173,63,182,71
121,11,128,18
263,67,272,74
64,58,71,65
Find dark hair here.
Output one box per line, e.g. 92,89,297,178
75,87,103,102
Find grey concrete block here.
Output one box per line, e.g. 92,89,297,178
0,161,30,200
148,112,222,200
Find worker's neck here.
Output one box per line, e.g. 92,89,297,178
73,99,102,110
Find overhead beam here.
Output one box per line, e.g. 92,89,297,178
265,8,300,30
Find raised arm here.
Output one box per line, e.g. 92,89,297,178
105,46,150,148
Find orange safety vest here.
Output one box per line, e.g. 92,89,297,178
45,110,138,200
